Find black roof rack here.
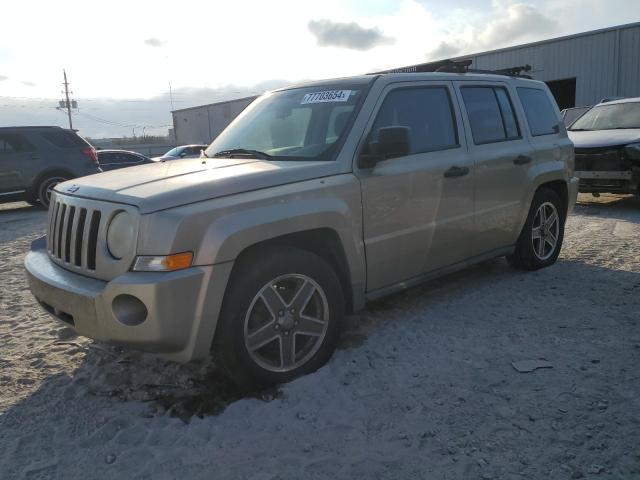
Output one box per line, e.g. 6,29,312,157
372,59,533,79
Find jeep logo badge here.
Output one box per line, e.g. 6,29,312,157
66,184,80,193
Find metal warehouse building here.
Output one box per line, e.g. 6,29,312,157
172,95,257,146
172,22,640,145
449,21,640,110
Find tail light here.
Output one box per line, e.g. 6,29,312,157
82,147,99,165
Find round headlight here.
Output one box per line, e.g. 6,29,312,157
106,211,134,259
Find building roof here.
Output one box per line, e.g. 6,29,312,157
450,21,640,61
171,95,259,114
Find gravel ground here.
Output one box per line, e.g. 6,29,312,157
1,194,639,480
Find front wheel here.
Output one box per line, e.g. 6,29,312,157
37,175,70,209
508,188,565,270
214,247,344,388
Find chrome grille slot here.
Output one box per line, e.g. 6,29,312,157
46,192,139,281
87,210,101,270
56,203,67,259
64,206,75,263
74,208,87,267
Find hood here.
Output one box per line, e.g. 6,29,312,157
568,129,640,149
55,157,342,213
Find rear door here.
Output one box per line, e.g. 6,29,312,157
0,133,36,194
356,81,474,292
455,81,534,254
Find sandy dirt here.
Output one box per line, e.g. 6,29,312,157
1,194,639,479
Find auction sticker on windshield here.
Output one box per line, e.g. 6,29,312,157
301,90,353,104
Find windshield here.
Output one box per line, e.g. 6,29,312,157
205,85,364,161
164,147,180,157
570,102,640,131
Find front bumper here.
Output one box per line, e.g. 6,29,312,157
24,237,232,362
567,176,579,214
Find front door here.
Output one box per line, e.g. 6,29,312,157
355,81,475,292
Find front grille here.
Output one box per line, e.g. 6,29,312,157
574,146,630,172
48,200,101,270
46,192,139,281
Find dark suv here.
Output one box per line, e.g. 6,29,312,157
0,126,101,208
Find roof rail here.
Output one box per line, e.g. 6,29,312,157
372,60,533,79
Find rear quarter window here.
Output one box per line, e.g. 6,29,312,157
41,130,90,148
517,87,559,136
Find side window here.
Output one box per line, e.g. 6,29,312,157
41,130,87,148
369,86,458,155
0,136,17,154
0,134,34,154
517,87,559,136
461,86,521,144
495,89,520,139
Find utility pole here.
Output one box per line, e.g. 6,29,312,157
62,70,74,130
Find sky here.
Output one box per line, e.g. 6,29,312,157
1,0,639,138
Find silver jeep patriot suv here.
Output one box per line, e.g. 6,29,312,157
25,72,578,387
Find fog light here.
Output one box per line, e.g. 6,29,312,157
112,294,147,326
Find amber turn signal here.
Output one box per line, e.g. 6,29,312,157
132,252,193,272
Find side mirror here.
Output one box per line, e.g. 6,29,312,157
358,126,411,169
179,152,187,158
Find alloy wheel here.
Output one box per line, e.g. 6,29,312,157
243,274,329,373
531,201,560,261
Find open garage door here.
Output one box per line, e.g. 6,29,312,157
546,78,576,110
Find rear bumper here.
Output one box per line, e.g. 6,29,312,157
24,237,233,362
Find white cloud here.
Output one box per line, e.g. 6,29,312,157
426,0,560,60
144,38,165,48
1,0,639,137
308,19,394,50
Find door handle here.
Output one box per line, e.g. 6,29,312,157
444,166,470,178
513,154,532,165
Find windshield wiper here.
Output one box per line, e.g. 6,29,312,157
568,128,591,131
212,148,273,160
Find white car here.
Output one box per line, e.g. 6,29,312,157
153,144,207,161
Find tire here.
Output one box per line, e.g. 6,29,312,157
507,187,565,271
36,175,70,209
214,246,345,389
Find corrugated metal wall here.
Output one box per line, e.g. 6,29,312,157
172,96,257,146
464,23,640,107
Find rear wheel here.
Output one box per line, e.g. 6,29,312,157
214,247,344,389
36,175,69,209
508,188,565,270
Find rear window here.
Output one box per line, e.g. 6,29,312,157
41,129,90,148
517,87,559,136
